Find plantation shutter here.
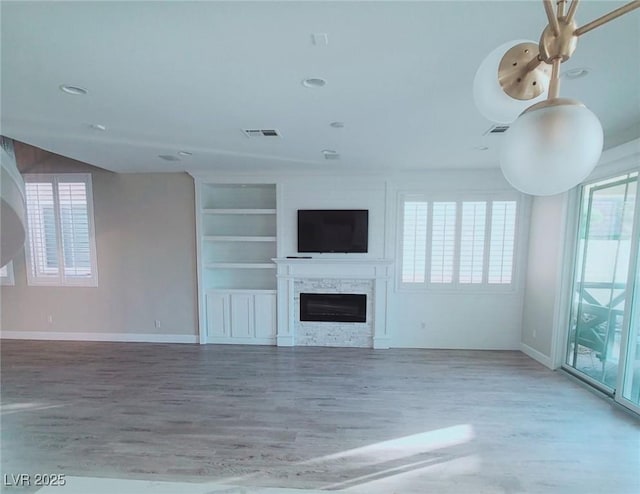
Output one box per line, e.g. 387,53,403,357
24,174,97,286
402,201,428,283
459,201,487,284
488,201,517,284
430,202,456,283
25,182,59,281
58,182,92,278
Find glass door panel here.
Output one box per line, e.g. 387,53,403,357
566,173,638,390
621,232,640,408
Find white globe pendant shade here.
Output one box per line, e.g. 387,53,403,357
473,40,549,123
500,102,603,196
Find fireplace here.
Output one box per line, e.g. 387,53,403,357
300,293,367,323
272,258,393,348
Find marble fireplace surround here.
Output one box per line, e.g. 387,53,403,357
273,258,393,349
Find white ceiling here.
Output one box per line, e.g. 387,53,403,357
1,1,639,174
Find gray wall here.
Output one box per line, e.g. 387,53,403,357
1,155,198,338
521,194,567,365
520,139,640,368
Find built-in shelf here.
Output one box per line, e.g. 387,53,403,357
202,208,276,215
204,262,276,269
204,235,277,242
196,182,278,344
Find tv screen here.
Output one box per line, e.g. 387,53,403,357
298,209,368,253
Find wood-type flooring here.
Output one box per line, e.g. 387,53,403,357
1,341,638,493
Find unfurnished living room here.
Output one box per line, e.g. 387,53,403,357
1,1,639,493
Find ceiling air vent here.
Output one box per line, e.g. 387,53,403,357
242,129,281,138
485,125,510,135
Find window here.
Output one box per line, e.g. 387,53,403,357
400,194,518,288
24,174,98,286
1,261,15,286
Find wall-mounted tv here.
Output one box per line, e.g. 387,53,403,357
298,209,369,253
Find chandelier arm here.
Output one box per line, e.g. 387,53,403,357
574,0,640,37
557,0,567,17
526,55,545,72
566,0,580,23
548,58,562,100
543,0,561,36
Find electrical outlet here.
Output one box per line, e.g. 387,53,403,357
154,320,161,329
47,315,53,324
532,329,537,338
420,321,427,330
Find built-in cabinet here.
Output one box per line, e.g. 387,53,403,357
196,182,277,344
206,289,276,344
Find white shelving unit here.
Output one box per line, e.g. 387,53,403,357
196,183,277,344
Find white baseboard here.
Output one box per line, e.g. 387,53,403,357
205,337,276,345
276,335,294,347
520,342,553,369
373,337,390,349
0,331,199,344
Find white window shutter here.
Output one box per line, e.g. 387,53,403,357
402,201,428,283
488,201,517,284
430,202,456,283
25,182,60,281
58,182,92,279
459,201,487,284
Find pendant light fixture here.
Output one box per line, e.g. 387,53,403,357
474,0,640,196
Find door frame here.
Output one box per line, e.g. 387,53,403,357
551,139,640,415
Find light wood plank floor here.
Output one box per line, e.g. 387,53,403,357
1,341,639,493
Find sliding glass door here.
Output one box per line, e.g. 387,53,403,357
565,172,638,394
621,234,640,410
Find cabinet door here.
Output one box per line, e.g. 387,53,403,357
206,292,229,338
254,293,276,339
230,293,254,338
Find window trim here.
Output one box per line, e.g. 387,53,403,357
396,190,523,293
23,173,98,287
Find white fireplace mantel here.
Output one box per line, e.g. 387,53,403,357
272,258,394,349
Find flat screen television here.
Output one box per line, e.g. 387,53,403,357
298,209,368,253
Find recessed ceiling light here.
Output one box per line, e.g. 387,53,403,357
330,121,345,128
562,67,591,80
322,149,340,160
311,33,329,46
302,78,327,88
89,124,107,131
60,84,88,95
177,151,193,157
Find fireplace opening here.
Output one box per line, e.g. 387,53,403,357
300,293,366,323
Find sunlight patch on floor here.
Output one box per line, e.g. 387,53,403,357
341,455,484,493
306,424,475,464
35,477,329,494
0,402,65,415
